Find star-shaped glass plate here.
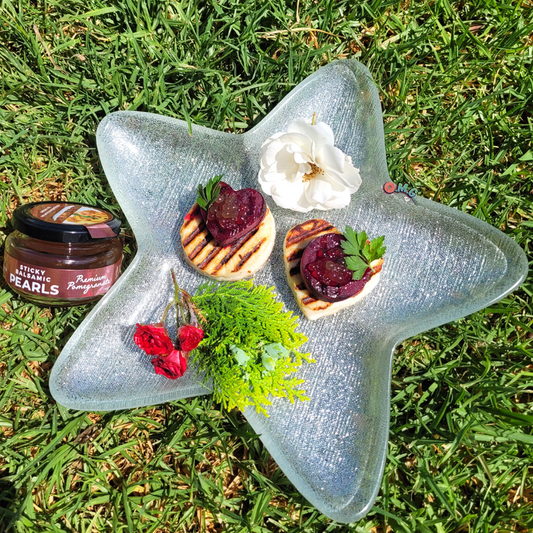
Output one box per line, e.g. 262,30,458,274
50,60,527,523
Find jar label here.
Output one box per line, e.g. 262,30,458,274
30,203,112,225
3,254,122,300
30,203,117,239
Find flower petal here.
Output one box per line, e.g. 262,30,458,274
262,139,286,167
327,161,362,192
288,120,335,148
270,180,313,212
304,178,334,207
316,143,346,173
260,131,284,149
151,349,188,379
320,192,351,210
260,147,299,183
270,146,300,176
277,132,313,155
303,174,352,210
293,150,312,165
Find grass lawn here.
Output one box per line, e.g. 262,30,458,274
1,0,532,531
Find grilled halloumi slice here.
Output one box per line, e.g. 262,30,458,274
283,219,383,320
180,203,276,281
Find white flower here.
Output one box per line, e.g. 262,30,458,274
258,119,361,212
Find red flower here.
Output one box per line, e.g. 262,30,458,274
151,350,188,379
134,323,174,356
178,325,204,351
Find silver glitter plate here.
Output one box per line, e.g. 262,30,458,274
50,60,527,523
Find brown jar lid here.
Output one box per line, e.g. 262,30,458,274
13,202,122,243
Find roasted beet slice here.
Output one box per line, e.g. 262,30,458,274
200,182,267,246
300,233,374,302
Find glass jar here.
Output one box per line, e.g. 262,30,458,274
3,202,123,306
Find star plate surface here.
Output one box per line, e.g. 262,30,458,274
49,60,527,523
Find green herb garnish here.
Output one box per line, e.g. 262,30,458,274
340,226,386,281
192,281,314,416
196,174,222,211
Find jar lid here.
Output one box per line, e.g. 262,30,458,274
12,202,122,243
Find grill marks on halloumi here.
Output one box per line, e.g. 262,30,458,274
180,203,275,281
283,219,383,320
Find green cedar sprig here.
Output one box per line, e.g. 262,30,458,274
196,175,222,211
192,281,314,416
340,226,386,281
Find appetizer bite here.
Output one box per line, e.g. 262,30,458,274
181,176,275,281
284,219,385,320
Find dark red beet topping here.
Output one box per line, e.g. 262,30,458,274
200,182,267,246
300,233,374,303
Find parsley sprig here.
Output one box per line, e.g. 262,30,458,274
196,175,222,211
340,226,386,281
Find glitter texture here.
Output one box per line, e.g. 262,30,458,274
49,60,527,523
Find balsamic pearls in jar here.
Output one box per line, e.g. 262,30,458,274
3,202,123,306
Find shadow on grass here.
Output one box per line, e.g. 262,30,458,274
0,477,18,532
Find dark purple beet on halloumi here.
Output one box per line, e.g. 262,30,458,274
300,233,373,302
201,182,267,246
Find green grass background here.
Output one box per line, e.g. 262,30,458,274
1,0,532,531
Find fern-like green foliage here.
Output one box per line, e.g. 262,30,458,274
192,281,314,416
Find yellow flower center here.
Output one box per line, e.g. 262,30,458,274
303,162,324,182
